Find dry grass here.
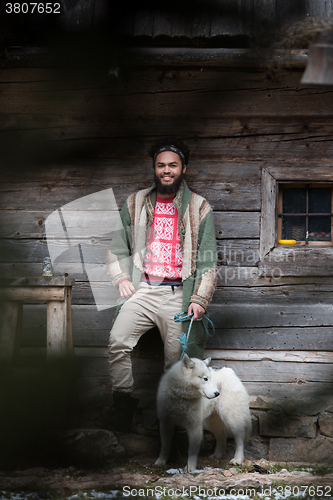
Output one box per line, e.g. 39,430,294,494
273,17,333,49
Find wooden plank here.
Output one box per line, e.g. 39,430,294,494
206,327,333,351
0,161,261,212
56,346,333,364
0,210,260,240
64,354,333,383
46,298,72,357
214,212,260,239
19,301,333,333
191,0,211,38
153,10,173,38
0,301,21,363
210,359,333,383
260,168,277,259
217,240,259,266
210,0,239,36
20,320,333,352
259,246,333,277
0,238,111,264
133,9,154,36
0,287,65,301
266,165,333,181
306,0,333,17
5,69,333,121
205,349,333,363
276,0,306,31
208,302,333,329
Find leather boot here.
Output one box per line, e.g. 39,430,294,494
101,391,139,432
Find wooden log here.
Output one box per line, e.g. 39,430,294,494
54,346,333,364
206,327,333,351
20,301,333,332
0,160,261,211
121,48,308,68
259,246,333,277
68,354,333,383
0,301,22,363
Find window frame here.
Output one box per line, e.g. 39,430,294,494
278,182,333,246
259,166,333,277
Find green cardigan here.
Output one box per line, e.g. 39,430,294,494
107,180,217,359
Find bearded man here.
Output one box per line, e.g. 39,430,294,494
106,137,217,431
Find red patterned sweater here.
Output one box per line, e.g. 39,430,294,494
143,196,182,280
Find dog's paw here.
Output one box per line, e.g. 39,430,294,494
155,457,166,466
229,457,243,466
209,452,222,459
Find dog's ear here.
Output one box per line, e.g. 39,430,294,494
182,353,194,369
203,357,211,366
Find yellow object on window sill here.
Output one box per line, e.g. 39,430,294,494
278,239,297,245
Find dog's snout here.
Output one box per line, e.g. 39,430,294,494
214,391,220,398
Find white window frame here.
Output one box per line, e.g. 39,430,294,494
259,165,333,277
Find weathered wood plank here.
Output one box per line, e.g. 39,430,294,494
207,327,333,351
3,68,333,121
260,168,276,259
0,301,21,362
0,161,261,211
259,246,333,277
19,318,333,351
0,210,259,240
0,262,328,286
214,212,260,239
19,302,333,334
74,374,333,406
68,354,333,383
53,346,333,364
0,286,65,301
133,9,154,36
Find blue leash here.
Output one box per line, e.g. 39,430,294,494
174,311,215,358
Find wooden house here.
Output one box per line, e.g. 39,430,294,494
1,0,333,463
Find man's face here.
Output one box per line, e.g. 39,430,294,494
154,151,186,195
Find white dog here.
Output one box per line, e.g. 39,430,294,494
155,354,252,472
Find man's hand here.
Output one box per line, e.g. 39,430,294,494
118,280,136,299
188,302,205,321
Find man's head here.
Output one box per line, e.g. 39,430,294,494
149,137,190,196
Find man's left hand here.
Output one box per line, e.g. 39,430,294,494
188,303,205,321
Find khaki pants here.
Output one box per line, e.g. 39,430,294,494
108,282,183,392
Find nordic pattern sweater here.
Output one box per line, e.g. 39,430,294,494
106,180,218,359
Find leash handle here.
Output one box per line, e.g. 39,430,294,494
175,311,215,358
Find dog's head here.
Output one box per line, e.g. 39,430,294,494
181,354,220,399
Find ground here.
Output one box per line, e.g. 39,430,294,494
1,457,333,500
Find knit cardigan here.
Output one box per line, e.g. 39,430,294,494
106,180,217,359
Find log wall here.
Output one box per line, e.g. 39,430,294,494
1,64,333,423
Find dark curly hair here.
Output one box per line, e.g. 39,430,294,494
148,137,190,167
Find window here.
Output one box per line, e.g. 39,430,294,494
278,184,333,245
259,166,333,277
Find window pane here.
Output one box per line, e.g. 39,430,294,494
282,188,306,213
308,216,331,241
309,188,331,213
282,216,306,240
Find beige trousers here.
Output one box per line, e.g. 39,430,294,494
108,282,183,392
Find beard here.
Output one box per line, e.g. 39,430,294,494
154,171,184,195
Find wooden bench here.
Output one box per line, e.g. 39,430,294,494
0,277,75,362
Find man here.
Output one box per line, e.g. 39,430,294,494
106,137,217,431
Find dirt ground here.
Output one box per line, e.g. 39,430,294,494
1,456,333,499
